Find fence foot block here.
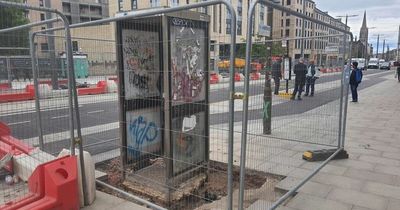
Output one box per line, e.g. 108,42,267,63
302,149,349,162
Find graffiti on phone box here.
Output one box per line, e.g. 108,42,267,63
171,22,205,102
128,115,159,158
122,31,160,98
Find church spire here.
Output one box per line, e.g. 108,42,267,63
359,11,368,44
361,11,367,29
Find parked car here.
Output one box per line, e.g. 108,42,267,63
380,62,390,70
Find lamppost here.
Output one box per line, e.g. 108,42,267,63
337,14,358,61
365,27,376,61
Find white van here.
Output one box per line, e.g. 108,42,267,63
351,58,366,70
368,58,379,69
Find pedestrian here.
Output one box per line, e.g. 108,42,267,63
305,60,320,97
396,66,400,82
291,58,307,100
271,59,282,95
349,61,363,102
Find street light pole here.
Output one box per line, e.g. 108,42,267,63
300,0,306,59
397,25,400,62
337,14,358,60
376,34,380,58
382,39,386,60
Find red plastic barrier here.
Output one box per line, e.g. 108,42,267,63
1,156,79,210
234,73,241,82
250,72,260,80
78,80,107,96
209,73,219,84
0,122,34,172
0,83,10,90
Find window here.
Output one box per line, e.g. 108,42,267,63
285,29,290,37
226,19,231,34
41,26,45,30
287,0,291,5
132,0,138,9
210,40,216,51
281,19,283,27
150,0,160,7
296,18,298,27
39,0,43,7
286,19,290,27
41,43,49,52
72,41,79,52
40,13,45,21
281,29,283,37
170,0,179,7
237,21,242,35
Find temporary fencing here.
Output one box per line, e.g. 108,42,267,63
0,0,355,209
0,0,88,208
236,1,353,209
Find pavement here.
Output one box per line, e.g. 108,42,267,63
81,191,149,210
244,71,400,210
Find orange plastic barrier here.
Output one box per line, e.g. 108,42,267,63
0,85,35,103
0,122,34,172
209,73,219,84
0,156,79,210
77,80,107,96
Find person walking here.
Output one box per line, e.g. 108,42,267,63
396,66,400,82
291,58,307,100
271,59,282,95
349,61,363,102
305,60,320,97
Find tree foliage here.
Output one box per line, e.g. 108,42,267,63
0,0,30,55
236,39,286,63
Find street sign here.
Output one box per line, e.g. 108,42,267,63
282,39,287,48
283,57,291,80
324,46,339,54
258,24,271,37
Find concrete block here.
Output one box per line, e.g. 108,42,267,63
246,200,272,210
327,188,387,210
344,168,396,185
106,80,117,93
287,193,351,210
12,153,42,181
363,182,400,200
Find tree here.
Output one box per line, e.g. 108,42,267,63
236,39,286,63
0,0,30,56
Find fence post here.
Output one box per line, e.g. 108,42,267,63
29,32,44,150
238,0,257,209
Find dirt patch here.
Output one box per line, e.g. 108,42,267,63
97,158,283,210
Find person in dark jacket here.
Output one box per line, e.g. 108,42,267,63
291,59,307,100
349,61,362,102
271,60,282,95
397,66,400,82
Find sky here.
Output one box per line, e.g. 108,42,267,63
316,0,400,53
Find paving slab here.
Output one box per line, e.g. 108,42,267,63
362,182,400,200
327,188,388,210
82,191,149,210
286,194,351,210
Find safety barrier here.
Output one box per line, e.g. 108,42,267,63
0,156,79,210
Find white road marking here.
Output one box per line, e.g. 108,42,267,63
51,115,69,119
8,120,31,126
87,110,104,114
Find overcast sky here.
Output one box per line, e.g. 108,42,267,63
316,0,400,53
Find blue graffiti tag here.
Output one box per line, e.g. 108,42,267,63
128,116,159,158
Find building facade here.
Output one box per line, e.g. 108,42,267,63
272,0,349,66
